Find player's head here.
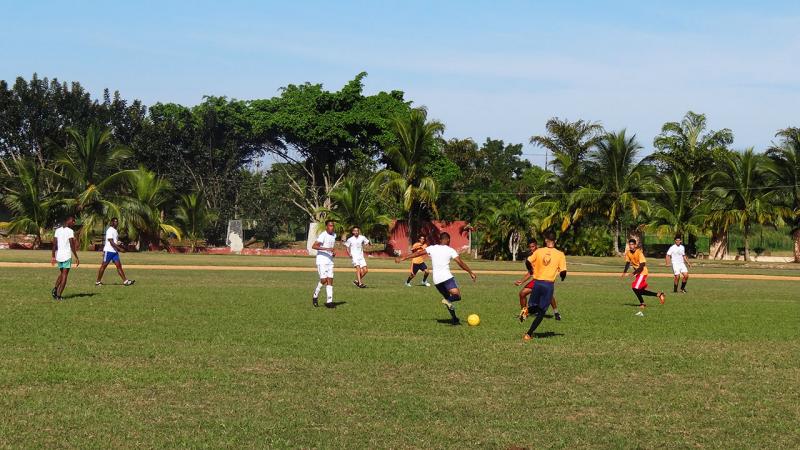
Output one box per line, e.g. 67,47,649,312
418,235,426,244
628,238,638,251
110,217,119,227
674,235,682,245
439,232,451,245
325,220,335,234
528,238,538,252
543,232,556,247
351,226,360,236
64,216,75,227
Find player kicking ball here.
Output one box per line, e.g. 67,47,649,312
311,220,337,309
95,218,135,287
51,216,80,301
514,239,561,322
621,238,665,308
666,235,690,293
405,235,432,286
396,232,476,325
344,226,370,288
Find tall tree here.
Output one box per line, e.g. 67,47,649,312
645,168,708,243
652,111,733,180
530,118,604,191
0,158,58,248
121,168,181,250
766,127,800,262
321,177,392,239
174,191,217,252
373,107,444,243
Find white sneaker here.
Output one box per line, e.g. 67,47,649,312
123,279,136,286
635,311,644,317
95,281,103,286
423,282,431,287
405,282,411,287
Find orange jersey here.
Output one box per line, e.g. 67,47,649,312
411,242,428,264
625,248,648,276
530,247,567,282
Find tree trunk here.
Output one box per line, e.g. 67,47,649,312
793,227,800,263
709,229,728,260
613,220,621,255
743,225,750,262
509,230,519,261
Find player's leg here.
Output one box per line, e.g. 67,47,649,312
551,296,561,321
406,265,418,286
421,265,431,286
360,265,368,282
353,264,362,287
53,269,63,298
518,287,531,309
113,258,132,285
57,267,70,299
673,274,680,293
324,268,335,308
525,282,553,339
313,263,326,307
680,271,689,293
96,260,109,285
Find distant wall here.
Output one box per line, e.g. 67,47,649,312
387,220,470,256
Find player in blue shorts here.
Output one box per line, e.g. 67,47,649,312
95,218,135,286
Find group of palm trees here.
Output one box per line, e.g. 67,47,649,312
1,126,215,251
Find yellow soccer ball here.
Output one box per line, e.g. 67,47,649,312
467,314,480,326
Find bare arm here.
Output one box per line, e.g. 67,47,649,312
665,255,671,266
70,237,80,267
396,249,427,263
454,256,477,282
312,241,334,252
621,261,631,277
684,255,691,267
51,238,57,265
109,238,125,253
515,271,532,286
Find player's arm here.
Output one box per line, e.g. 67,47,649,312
559,255,567,281
684,255,691,267
110,238,125,253
70,237,80,267
344,241,352,258
621,261,631,277
51,236,57,266
665,254,671,266
396,249,426,263
633,262,645,276
312,240,333,252
515,271,532,286
454,256,477,282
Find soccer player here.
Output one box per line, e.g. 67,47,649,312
621,238,666,308
523,232,567,340
311,220,337,309
666,235,690,293
344,226,370,288
396,232,476,325
51,216,80,301
405,235,432,287
95,218,135,286
514,239,561,322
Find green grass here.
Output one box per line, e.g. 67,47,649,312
0,251,799,448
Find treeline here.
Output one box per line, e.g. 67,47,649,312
0,73,798,262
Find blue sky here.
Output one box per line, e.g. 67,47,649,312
2,0,799,166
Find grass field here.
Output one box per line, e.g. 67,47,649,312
1,251,799,448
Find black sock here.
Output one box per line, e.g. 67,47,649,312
423,273,429,282
680,280,687,290
633,289,645,304
448,307,458,321
641,289,658,297
406,276,413,284
673,281,678,293
526,310,546,335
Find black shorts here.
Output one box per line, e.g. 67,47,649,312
412,262,428,274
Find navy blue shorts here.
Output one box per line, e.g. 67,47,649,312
528,280,554,312
103,251,120,264
435,277,458,298
412,262,428,274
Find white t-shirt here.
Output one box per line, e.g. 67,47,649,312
103,227,119,253
315,231,337,265
344,235,369,259
667,244,686,266
425,244,460,285
54,226,74,262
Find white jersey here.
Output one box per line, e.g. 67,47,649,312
103,227,119,253
315,231,337,265
344,235,369,259
54,226,74,262
667,244,686,266
425,244,460,285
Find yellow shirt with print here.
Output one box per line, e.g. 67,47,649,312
530,247,567,282
625,248,648,276
411,242,427,264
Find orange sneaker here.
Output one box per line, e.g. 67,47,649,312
518,307,529,322
523,334,533,341
658,292,666,305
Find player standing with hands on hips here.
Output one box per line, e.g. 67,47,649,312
51,216,80,301
312,220,338,309
666,235,690,293
344,226,370,288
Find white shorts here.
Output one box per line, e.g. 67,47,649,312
352,256,367,268
317,263,334,279
672,264,688,276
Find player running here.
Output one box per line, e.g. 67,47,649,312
51,216,80,301
344,226,370,288
95,218,135,286
514,239,561,322
311,220,337,309
405,235,431,287
523,232,567,341
396,232,476,325
621,238,666,308
666,235,690,293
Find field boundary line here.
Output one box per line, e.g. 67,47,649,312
2,262,799,281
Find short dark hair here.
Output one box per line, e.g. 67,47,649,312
352,226,360,231
111,217,118,221
440,232,451,240
325,220,334,226
674,234,682,240
528,238,538,245
628,238,637,244
544,232,556,242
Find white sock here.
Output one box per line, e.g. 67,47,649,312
326,285,333,303
552,308,559,314
314,282,323,297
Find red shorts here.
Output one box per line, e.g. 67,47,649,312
524,279,535,290
631,273,648,290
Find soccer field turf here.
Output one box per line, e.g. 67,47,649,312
1,253,798,448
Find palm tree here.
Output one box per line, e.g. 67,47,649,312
322,177,392,238
530,117,604,190
50,126,134,248
493,199,538,261
576,130,653,254
645,168,708,244
652,111,733,182
708,149,789,261
766,127,800,262
373,107,444,243
0,158,58,248
174,191,217,252
121,168,182,250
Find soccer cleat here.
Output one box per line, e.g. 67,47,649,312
358,283,367,289
56,296,63,302
658,292,666,305
352,280,359,287
405,282,412,287
523,334,533,341
325,301,336,309
639,303,647,309
95,281,103,287
312,296,319,307
123,279,135,286
423,282,431,287
635,311,645,317
554,312,562,321
681,289,687,294
51,287,58,299
451,317,461,325
518,307,529,322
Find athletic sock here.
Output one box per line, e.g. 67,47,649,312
641,289,658,297
680,280,687,290
314,282,323,297
633,289,645,304
406,276,413,284
673,282,679,293
423,273,429,282
552,308,559,314
325,285,333,303
447,307,458,321
527,310,546,335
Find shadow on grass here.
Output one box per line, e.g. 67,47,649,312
435,319,460,325
622,303,644,307
61,293,98,300
330,301,347,307
532,331,564,339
